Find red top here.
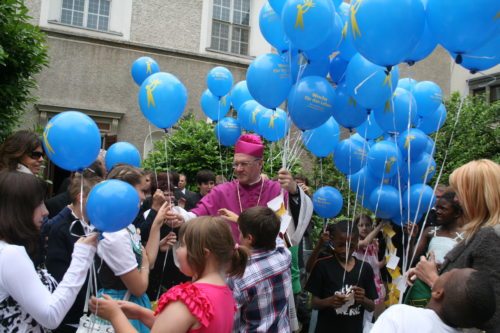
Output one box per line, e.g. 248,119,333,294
155,282,236,333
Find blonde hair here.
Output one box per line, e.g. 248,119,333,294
178,216,248,279
449,159,500,240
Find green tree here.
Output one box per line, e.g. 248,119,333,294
142,114,301,189
0,1,48,141
434,93,500,184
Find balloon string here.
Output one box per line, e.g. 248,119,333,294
216,99,225,180
148,124,159,186
354,70,378,95
406,96,465,273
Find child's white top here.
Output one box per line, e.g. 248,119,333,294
371,304,459,333
0,240,95,329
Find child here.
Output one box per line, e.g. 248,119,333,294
305,219,377,333
45,173,102,332
372,268,496,332
90,216,248,333
96,165,170,333
229,206,292,332
353,215,386,311
405,191,463,308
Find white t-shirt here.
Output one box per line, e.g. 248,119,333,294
371,304,460,333
97,224,140,276
0,241,95,329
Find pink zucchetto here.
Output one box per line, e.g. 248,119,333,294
234,134,264,158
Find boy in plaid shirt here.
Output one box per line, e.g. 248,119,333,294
228,206,292,333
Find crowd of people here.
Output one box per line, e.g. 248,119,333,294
0,129,498,333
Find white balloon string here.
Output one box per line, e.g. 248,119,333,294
406,96,465,272
216,100,225,180
354,70,378,95
148,124,159,186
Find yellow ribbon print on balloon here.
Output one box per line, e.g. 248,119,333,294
295,0,315,29
251,107,261,124
404,135,416,150
146,60,153,75
422,165,435,181
146,79,161,109
385,156,397,174
350,0,362,38
43,123,55,155
268,113,278,128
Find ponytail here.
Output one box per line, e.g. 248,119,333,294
228,245,249,277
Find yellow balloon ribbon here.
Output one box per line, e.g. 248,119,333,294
43,123,55,155
350,0,362,38
251,108,261,124
146,79,161,109
295,0,315,30
221,95,227,107
269,114,277,128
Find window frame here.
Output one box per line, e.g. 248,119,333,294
468,72,500,103
60,0,111,33
209,0,250,56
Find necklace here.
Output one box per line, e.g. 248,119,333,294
237,178,265,213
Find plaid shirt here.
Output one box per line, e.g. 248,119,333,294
228,243,292,333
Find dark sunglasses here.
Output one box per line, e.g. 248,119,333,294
29,151,44,159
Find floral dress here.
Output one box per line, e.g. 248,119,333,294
354,242,386,304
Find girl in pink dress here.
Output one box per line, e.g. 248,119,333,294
90,216,248,333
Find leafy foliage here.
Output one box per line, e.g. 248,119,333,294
433,92,500,184
142,114,301,189
0,0,48,141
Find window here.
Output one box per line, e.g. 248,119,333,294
61,0,110,32
469,72,500,103
210,0,250,56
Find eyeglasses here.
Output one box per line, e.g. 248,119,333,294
232,159,260,169
29,151,44,160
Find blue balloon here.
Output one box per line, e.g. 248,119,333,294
397,128,428,161
281,0,334,51
312,186,343,218
138,72,188,129
328,55,349,84
105,142,141,171
269,0,286,15
413,81,443,117
247,53,292,109
215,117,242,146
426,0,500,55
416,103,447,134
288,76,336,130
131,57,160,86
403,184,436,223
42,111,101,171
355,112,383,140
424,136,436,156
258,109,289,142
302,117,340,157
338,21,357,61
373,88,417,134
405,22,437,65
201,89,231,121
331,83,369,129
349,0,425,67
370,185,401,219
348,167,378,198
452,31,500,73
366,140,402,180
207,67,233,97
345,53,399,110
333,136,369,175
259,3,289,53
304,13,343,61
231,81,254,112
87,179,140,232
397,78,418,92
289,51,330,84
401,153,436,185
238,100,266,132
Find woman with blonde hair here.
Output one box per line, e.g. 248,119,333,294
409,159,500,332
